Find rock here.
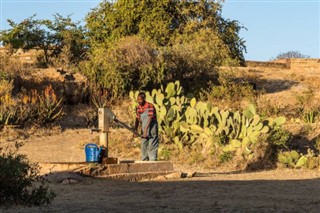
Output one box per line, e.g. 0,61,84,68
61,179,70,185
61,178,81,185
42,172,85,183
164,172,183,179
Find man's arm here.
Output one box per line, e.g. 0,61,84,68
134,118,139,132
134,106,140,137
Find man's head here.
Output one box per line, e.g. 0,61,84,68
137,92,146,106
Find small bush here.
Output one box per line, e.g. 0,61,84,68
302,109,319,123
293,88,320,123
0,143,55,207
0,84,63,128
219,152,233,163
37,85,64,124
0,51,29,77
79,36,164,99
158,146,171,161
268,127,291,148
203,71,260,110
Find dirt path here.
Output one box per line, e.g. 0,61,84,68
3,169,320,213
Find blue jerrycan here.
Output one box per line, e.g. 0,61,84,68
85,143,102,162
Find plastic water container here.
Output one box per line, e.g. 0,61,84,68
85,143,102,162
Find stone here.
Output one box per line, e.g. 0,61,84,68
43,172,85,183
164,172,182,179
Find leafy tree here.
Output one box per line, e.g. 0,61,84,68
275,51,310,59
85,0,246,63
0,14,86,65
79,36,163,98
0,15,51,63
83,0,246,97
47,14,87,65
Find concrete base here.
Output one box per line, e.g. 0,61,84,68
38,161,174,180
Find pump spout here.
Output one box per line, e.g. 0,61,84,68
90,128,101,134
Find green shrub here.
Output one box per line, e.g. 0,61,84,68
0,84,63,128
219,152,233,163
204,72,260,110
0,143,55,207
302,109,319,123
268,127,291,148
294,88,320,123
278,149,317,169
158,146,171,161
79,36,164,99
37,85,64,124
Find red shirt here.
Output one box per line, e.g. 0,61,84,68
136,102,157,121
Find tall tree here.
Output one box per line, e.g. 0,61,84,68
0,14,86,65
85,0,246,63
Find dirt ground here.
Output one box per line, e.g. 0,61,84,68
3,168,320,212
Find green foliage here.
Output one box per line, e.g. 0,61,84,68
85,0,246,63
277,149,318,169
302,110,319,123
219,152,233,163
158,146,172,161
204,72,259,109
37,85,64,124
130,81,286,163
79,36,164,99
268,127,291,148
164,30,238,83
0,14,86,66
294,88,320,123
0,84,63,128
83,0,246,95
0,143,55,207
278,150,306,168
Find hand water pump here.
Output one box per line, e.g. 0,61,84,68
90,108,141,161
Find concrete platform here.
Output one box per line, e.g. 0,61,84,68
38,161,174,180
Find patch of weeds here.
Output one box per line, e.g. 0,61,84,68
257,98,286,118
302,109,319,123
187,150,206,165
268,127,291,148
293,87,320,123
218,152,233,163
159,147,171,161
203,72,260,110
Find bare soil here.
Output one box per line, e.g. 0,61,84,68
3,168,320,212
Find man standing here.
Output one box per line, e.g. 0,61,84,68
134,92,158,161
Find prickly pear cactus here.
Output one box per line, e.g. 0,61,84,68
129,83,286,157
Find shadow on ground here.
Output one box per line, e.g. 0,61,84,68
3,177,320,212
255,78,299,93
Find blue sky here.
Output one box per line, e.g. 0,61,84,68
0,0,319,61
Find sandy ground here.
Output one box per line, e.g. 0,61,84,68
3,169,320,213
